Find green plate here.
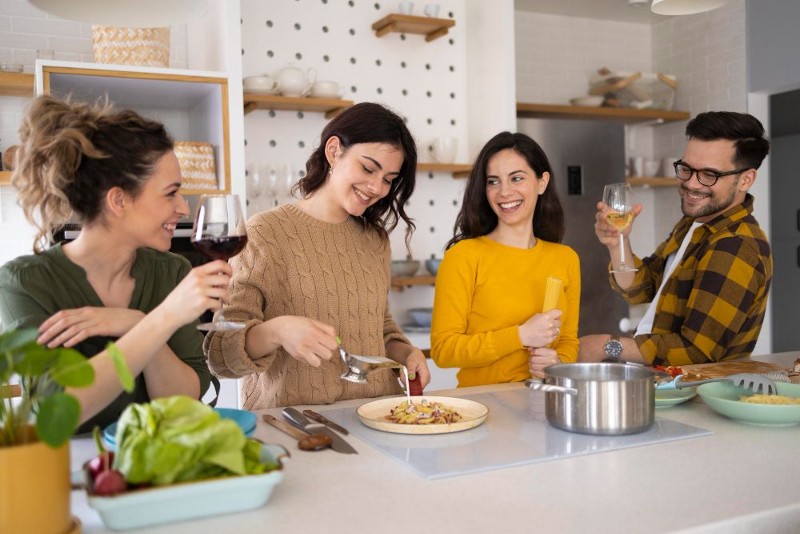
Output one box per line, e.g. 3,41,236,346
697,382,800,426
655,387,697,408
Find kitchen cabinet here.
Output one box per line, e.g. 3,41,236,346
0,72,35,185
37,61,232,195
243,92,353,119
371,14,455,42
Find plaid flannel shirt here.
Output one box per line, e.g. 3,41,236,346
612,194,772,366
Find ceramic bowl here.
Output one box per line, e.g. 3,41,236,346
697,382,800,426
391,260,420,277
425,258,442,275
408,308,433,327
243,75,278,94
569,96,604,107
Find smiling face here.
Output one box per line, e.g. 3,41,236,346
485,148,549,232
325,138,404,220
123,151,189,251
679,138,755,223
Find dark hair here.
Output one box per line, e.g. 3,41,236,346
446,131,564,249
685,111,770,170
294,102,417,248
13,95,173,252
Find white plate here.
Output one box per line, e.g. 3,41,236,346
655,387,697,408
357,396,488,435
86,444,287,530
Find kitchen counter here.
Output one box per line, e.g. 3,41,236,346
69,352,800,533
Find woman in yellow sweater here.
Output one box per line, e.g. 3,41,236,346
431,132,580,386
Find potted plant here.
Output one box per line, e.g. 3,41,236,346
0,328,132,533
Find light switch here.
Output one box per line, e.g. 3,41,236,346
567,165,582,195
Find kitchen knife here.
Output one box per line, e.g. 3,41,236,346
302,409,349,435
282,408,358,454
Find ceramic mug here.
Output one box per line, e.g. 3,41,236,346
398,1,414,15
432,137,457,163
310,80,345,99
243,75,278,94
424,3,440,17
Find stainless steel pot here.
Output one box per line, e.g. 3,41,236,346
530,363,655,436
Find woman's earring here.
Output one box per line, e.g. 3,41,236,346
328,166,333,176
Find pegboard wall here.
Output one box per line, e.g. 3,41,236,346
240,0,468,274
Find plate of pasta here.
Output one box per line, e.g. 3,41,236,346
356,396,489,435
697,382,800,426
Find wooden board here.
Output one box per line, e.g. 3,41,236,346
681,360,799,384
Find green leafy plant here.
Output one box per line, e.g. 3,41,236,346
1,328,134,448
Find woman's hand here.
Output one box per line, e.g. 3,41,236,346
528,347,560,379
403,348,431,388
37,308,146,348
519,309,562,348
272,315,338,367
156,259,233,328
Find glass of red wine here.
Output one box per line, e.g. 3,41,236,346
191,194,248,331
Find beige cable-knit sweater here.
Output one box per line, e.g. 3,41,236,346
204,204,408,409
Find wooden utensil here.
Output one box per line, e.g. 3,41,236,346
262,414,332,451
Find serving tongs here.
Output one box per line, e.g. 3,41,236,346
656,372,778,395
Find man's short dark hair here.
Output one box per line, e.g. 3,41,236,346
685,111,770,169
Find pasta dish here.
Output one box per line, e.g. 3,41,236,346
740,394,800,405
386,399,463,424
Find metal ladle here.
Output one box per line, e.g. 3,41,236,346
338,346,405,384
262,414,331,451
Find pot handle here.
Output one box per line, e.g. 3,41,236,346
525,379,577,396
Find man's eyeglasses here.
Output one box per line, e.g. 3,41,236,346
673,161,751,187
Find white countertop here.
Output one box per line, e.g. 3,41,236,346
70,352,800,533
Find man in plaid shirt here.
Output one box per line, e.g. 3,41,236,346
580,112,771,366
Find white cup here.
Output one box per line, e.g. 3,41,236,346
432,137,457,163
398,1,414,14
630,157,644,177
424,3,440,17
643,159,660,177
310,80,345,99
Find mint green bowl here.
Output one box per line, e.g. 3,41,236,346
697,382,800,426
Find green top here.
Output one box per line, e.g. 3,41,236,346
0,244,211,433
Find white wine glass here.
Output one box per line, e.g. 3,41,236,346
191,194,248,331
603,183,637,274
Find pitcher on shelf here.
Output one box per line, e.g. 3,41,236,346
274,64,316,97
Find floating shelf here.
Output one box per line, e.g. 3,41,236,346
243,93,353,119
516,102,690,123
372,14,455,42
391,275,436,292
627,176,679,187
0,72,34,97
417,162,472,178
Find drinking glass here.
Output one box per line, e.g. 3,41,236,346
191,194,248,331
602,183,637,274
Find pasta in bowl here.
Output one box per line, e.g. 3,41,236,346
697,382,800,426
357,396,489,435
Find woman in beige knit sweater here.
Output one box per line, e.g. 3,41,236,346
204,103,430,409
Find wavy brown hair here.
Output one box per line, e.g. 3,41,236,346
12,95,173,253
446,131,564,250
294,102,417,251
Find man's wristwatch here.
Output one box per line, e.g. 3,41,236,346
602,335,623,362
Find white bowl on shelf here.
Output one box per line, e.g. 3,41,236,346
243,75,278,94
569,96,604,107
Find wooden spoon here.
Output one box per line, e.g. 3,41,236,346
262,414,332,451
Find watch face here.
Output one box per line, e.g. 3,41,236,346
604,339,623,359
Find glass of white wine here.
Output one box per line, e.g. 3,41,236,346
603,182,637,274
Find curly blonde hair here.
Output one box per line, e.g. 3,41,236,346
12,95,173,253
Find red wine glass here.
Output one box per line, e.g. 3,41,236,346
191,194,248,331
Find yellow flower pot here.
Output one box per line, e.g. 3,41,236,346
0,427,74,534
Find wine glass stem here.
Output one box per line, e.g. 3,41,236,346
618,233,627,267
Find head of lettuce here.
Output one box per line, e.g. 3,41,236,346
113,396,275,485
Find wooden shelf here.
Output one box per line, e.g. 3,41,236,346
627,176,679,187
0,72,34,97
516,102,690,123
417,162,472,178
372,14,455,42
0,170,12,185
243,93,353,119
391,275,436,292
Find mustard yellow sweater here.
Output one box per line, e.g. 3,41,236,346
204,204,407,409
431,236,580,387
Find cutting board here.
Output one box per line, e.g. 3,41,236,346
681,360,798,383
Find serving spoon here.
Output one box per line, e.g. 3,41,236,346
262,414,332,451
